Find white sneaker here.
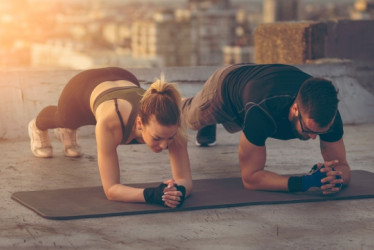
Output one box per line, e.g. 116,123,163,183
54,128,82,157
28,119,53,158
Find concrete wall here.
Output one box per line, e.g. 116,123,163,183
254,20,374,64
0,64,373,140
254,21,327,64
325,20,374,61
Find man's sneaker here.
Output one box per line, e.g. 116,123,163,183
195,124,217,147
28,119,53,158
54,128,82,157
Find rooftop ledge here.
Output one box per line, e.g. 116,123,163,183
1,63,374,140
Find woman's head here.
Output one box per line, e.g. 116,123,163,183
139,75,182,127
138,75,186,150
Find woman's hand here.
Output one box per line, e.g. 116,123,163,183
162,179,185,208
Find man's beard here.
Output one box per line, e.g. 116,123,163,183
291,115,310,141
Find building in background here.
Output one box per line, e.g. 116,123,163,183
30,40,162,69
222,9,255,65
132,0,236,67
131,9,192,67
263,0,299,23
351,0,374,19
222,46,254,64
188,0,236,66
1,0,367,70
188,0,231,11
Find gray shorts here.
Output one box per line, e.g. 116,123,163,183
182,64,243,133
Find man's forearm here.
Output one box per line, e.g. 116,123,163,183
242,170,290,191
334,162,351,186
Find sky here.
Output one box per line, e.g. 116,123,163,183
28,0,357,3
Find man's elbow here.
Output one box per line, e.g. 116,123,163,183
340,164,351,187
343,170,351,187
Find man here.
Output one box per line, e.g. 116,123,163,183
182,63,350,195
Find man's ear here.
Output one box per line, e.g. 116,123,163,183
291,102,298,115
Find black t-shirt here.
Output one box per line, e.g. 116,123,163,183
222,64,344,146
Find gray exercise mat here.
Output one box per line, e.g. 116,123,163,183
11,170,374,220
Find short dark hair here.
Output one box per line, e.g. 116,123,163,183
296,77,339,127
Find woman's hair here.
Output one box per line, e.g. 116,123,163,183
138,74,187,145
296,77,339,127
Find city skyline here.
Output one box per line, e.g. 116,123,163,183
1,0,369,70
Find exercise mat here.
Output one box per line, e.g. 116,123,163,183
12,170,374,220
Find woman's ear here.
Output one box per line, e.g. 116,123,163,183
136,116,142,130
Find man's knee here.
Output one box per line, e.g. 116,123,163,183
181,98,200,130
183,117,202,131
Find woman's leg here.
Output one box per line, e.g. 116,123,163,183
36,67,139,130
30,67,139,157
30,70,98,157
35,106,60,130
30,102,90,158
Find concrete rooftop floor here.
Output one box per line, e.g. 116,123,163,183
1,124,374,250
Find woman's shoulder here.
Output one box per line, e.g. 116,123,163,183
96,99,133,131
95,105,124,147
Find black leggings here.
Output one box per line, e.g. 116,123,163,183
35,67,139,130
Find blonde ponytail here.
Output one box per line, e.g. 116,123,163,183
139,74,187,145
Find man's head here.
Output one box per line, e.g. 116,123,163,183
297,77,339,127
292,77,339,139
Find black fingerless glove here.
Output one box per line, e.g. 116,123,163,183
143,183,167,206
175,184,186,207
288,164,327,192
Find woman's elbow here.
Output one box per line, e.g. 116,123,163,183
241,176,258,190
186,183,193,197
180,180,193,197
104,186,117,201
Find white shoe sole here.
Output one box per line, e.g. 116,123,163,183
55,128,82,157
195,140,217,147
28,120,53,158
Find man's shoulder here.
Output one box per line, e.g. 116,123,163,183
242,105,278,146
320,110,344,142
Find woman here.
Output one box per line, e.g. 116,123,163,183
28,67,192,208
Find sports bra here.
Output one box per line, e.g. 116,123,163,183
92,86,146,144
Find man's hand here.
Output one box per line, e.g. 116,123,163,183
319,160,344,195
289,162,343,193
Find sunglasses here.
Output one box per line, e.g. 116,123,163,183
297,108,333,135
